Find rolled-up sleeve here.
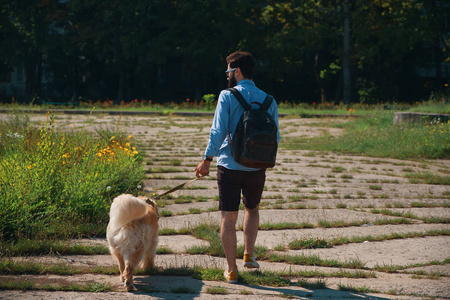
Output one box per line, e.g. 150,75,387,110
204,91,230,157
270,100,281,144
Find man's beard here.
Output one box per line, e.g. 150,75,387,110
227,74,237,88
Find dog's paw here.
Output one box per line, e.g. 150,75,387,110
125,280,137,292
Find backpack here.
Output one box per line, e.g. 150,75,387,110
227,88,278,168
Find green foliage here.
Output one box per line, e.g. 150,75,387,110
202,94,216,110
0,239,109,256
281,110,450,159
1,0,447,103
240,270,290,287
288,238,331,250
0,113,145,241
205,287,228,295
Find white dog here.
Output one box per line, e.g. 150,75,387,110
107,194,159,292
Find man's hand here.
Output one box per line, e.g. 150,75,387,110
194,160,210,178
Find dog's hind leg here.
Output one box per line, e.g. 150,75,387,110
116,254,126,282
141,232,158,269
123,262,137,292
123,250,143,292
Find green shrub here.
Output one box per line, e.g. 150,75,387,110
202,94,216,110
0,113,145,241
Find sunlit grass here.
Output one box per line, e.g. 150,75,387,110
0,280,112,292
281,111,450,159
0,112,145,241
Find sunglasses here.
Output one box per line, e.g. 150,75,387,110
225,68,236,74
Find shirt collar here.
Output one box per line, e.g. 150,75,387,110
237,79,255,87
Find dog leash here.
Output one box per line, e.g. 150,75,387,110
150,174,208,200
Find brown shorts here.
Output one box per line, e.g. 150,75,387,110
217,166,266,211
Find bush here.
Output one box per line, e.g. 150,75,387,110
0,112,145,241
281,111,450,159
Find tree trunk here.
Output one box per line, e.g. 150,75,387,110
117,70,125,103
314,51,326,104
434,37,442,89
71,63,79,103
343,0,351,105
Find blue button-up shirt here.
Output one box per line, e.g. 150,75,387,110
204,79,281,171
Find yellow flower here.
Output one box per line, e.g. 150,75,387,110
128,135,132,139
96,153,102,157
28,165,32,169
70,124,73,127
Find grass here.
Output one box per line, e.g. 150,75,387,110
240,270,290,286
0,239,109,256
370,208,418,219
1,103,449,294
296,279,327,289
405,172,450,185
0,280,112,292
373,258,450,273
257,222,315,230
0,256,397,279
205,286,228,294
3,229,446,259
338,284,379,293
268,253,366,269
288,238,331,250
280,111,450,159
171,286,196,294
329,229,450,247
0,112,145,241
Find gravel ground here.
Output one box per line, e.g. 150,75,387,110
0,111,449,300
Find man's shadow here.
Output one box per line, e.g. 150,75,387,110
133,275,204,300
240,283,393,299
133,274,392,300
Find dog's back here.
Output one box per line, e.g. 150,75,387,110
108,194,148,233
107,194,159,291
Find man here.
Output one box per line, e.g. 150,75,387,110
194,51,280,283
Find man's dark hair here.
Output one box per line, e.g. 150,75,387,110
226,51,255,79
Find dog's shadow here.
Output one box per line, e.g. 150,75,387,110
133,275,203,299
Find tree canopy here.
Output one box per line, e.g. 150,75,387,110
0,0,448,104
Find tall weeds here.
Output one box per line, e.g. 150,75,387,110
282,111,450,159
0,112,145,241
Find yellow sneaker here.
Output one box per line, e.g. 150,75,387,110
223,269,238,283
243,254,260,269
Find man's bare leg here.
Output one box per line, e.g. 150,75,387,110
243,205,259,256
221,211,239,272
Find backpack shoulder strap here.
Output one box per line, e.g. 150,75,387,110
261,94,274,111
227,88,250,110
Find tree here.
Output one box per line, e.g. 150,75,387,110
351,0,446,102
1,0,54,102
259,1,342,103
342,0,351,105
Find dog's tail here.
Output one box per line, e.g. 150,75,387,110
109,194,148,231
